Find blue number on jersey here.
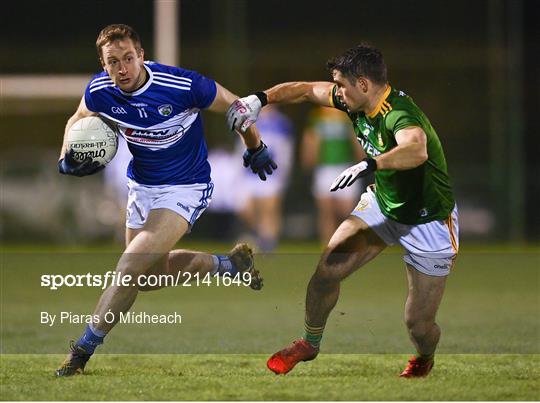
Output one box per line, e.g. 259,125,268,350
84,61,217,186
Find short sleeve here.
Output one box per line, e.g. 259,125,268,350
384,108,422,134
189,71,217,109
84,85,97,112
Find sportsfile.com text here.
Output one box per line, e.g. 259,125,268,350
40,271,253,290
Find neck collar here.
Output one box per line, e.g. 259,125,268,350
367,85,392,118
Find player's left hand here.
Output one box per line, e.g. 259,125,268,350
330,158,377,191
243,141,278,181
226,92,267,133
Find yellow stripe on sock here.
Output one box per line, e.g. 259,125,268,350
305,324,325,331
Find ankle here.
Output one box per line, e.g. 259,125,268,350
304,322,324,349
417,353,434,362
76,324,106,355
211,255,237,276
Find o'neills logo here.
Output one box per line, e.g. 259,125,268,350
73,149,106,160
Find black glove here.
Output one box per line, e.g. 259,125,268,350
242,141,278,181
58,149,104,177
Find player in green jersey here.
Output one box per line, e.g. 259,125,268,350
301,106,365,244
227,44,459,377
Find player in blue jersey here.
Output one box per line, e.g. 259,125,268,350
55,24,276,377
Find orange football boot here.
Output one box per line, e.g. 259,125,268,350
399,355,434,378
267,339,319,374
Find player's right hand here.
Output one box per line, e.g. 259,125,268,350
58,149,105,177
226,94,264,133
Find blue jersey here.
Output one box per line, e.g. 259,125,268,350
84,61,217,185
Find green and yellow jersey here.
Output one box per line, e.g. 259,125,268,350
331,85,455,225
307,106,355,165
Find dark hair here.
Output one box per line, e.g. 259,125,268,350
326,44,387,85
96,24,142,59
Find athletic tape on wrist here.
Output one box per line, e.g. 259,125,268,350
254,91,268,107
364,157,377,172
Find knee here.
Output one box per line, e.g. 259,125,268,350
118,267,161,292
116,261,157,291
116,261,144,279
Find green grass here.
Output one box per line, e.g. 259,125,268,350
1,354,538,400
1,244,539,400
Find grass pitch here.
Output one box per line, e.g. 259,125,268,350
1,243,539,400
1,354,538,400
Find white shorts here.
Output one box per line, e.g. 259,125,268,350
313,165,362,201
351,187,459,277
126,179,214,229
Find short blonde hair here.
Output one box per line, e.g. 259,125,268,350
96,24,142,59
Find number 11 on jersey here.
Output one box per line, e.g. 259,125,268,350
136,107,148,118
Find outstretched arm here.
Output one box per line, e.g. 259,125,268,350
265,82,335,106
227,82,335,132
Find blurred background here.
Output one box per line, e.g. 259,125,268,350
1,0,538,246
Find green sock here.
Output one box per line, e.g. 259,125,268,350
303,322,324,348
